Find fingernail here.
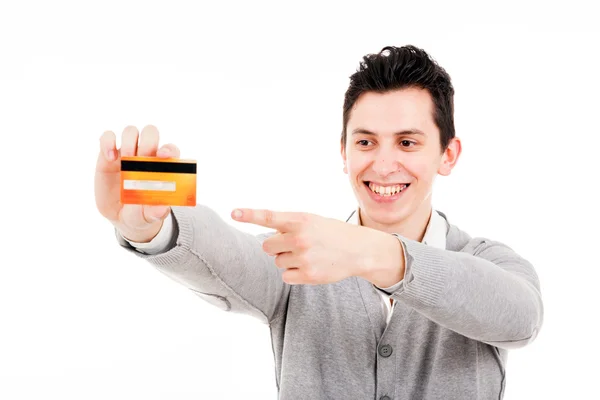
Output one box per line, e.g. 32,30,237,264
232,209,242,218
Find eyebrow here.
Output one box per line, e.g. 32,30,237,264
351,128,426,137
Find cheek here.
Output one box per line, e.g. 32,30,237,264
404,157,439,183
346,153,370,176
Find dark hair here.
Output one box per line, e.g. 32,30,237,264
341,45,455,152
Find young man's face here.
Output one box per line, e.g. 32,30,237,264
341,87,460,233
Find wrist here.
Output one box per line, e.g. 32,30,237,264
116,221,164,243
360,231,405,288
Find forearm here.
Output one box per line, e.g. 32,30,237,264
376,235,544,349
116,204,290,324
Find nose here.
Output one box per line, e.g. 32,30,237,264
371,148,402,177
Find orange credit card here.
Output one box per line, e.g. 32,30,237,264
120,156,197,206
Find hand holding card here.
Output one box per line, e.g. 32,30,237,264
94,125,195,243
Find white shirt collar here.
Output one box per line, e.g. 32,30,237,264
346,208,447,249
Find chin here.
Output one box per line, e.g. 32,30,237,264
363,206,411,226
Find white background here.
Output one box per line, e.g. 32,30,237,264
1,1,598,399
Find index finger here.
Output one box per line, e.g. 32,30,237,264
232,208,302,231
96,131,119,173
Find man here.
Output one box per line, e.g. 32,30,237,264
95,45,543,399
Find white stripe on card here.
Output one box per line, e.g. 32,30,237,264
123,180,176,191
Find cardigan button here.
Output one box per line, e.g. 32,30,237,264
380,396,392,400
378,344,393,357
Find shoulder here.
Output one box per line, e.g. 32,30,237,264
440,210,525,258
447,225,541,294
441,211,538,277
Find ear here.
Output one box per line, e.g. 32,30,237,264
341,141,348,174
438,137,462,176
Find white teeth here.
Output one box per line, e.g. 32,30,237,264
368,182,408,196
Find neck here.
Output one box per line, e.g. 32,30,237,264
358,202,433,242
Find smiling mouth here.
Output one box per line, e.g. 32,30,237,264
364,181,410,196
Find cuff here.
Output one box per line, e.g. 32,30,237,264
124,212,176,255
374,278,404,296
372,233,408,295
386,233,448,308
115,206,194,265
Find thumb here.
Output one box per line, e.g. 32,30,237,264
143,205,171,222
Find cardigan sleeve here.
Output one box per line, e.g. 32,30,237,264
387,234,544,350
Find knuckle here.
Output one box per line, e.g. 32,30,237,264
262,241,271,253
264,210,275,225
282,270,293,284
298,252,311,267
294,234,309,249
274,255,285,269
298,213,310,223
291,213,310,229
304,268,318,283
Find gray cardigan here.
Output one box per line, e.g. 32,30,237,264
115,205,544,400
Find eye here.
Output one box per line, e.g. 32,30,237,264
400,140,416,147
357,139,373,147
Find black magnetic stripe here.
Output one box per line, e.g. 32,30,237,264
121,160,197,174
